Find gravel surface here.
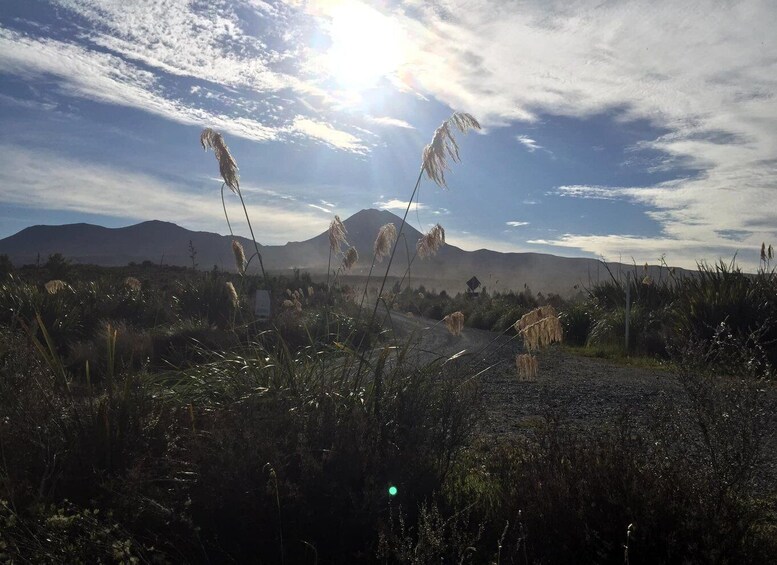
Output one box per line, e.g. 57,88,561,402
388,312,777,485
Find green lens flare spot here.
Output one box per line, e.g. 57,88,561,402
388,485,398,496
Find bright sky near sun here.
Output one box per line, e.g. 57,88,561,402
1,0,776,270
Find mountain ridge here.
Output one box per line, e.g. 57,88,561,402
0,209,682,295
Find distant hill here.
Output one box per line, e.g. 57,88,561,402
0,209,684,295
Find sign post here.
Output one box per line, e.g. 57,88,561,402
466,276,481,297
254,290,271,322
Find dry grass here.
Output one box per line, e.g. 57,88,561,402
422,112,480,188
515,353,538,380
225,281,239,308
232,240,246,274
342,246,359,271
200,128,240,193
443,311,465,336
44,279,67,294
124,277,141,292
328,215,348,253
374,223,397,263
514,305,563,352
417,224,445,258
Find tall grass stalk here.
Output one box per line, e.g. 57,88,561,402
203,130,267,283
356,113,480,368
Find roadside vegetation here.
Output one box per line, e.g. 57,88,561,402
0,116,775,563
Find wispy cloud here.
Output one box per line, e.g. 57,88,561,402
374,199,427,211
290,116,366,152
366,116,415,129
516,135,544,153
0,144,329,244
506,221,529,227
447,232,527,253
525,232,750,269
0,20,367,152
554,185,630,200
51,0,311,94
0,27,279,142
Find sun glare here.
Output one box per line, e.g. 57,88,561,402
324,1,406,91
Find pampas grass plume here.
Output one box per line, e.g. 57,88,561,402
443,311,465,336
44,280,67,295
232,240,246,274
225,281,239,308
342,246,358,271
328,215,348,252
514,305,563,352
422,112,480,188
417,224,445,258
516,354,538,381
124,277,141,291
374,223,397,263
200,128,240,193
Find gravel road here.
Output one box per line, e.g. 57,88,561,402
387,312,776,488
388,312,681,435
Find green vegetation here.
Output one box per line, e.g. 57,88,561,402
395,259,777,369
0,261,774,563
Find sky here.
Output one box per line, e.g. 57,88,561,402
1,0,776,270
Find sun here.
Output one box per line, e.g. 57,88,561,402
323,1,407,91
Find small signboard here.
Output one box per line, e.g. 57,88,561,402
466,276,481,291
254,290,271,322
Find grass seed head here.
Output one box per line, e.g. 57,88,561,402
514,305,563,352
328,215,348,252
225,281,239,308
417,224,446,258
124,277,141,291
374,223,397,262
342,246,359,271
231,240,246,274
443,311,465,336
200,128,240,193
44,280,68,294
516,354,538,381
422,112,480,188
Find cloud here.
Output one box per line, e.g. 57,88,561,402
366,116,415,129
51,0,310,94
0,27,279,142
506,221,529,227
524,232,755,270
553,180,771,269
516,135,543,153
374,199,427,211
0,24,366,151
446,232,527,254
554,185,630,200
0,144,329,244
290,116,366,152
372,0,777,266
